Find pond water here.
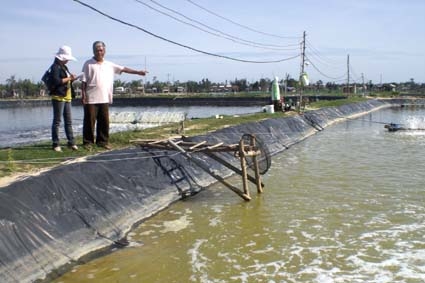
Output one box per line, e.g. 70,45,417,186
51,106,425,282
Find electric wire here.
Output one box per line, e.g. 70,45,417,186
306,49,339,70
135,0,300,51
304,40,348,82
306,46,346,74
72,0,300,64
305,55,347,80
306,40,343,66
349,65,363,83
184,0,301,40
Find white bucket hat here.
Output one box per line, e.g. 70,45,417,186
55,45,77,61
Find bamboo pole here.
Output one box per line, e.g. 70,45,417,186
239,138,250,198
250,136,263,193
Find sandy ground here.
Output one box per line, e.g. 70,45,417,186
0,156,89,188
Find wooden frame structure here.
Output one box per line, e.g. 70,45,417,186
131,135,264,201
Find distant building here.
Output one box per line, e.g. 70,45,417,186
114,86,125,93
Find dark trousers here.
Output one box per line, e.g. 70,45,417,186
83,103,109,146
51,100,74,147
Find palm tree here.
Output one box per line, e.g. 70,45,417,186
6,75,17,97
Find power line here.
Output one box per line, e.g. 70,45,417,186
185,0,301,40
72,0,300,64
349,65,362,83
306,50,345,74
302,39,347,81
305,40,348,81
305,40,343,67
135,0,300,51
305,55,347,80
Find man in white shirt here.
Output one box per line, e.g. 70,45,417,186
81,41,147,149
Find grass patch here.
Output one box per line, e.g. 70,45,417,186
307,96,369,109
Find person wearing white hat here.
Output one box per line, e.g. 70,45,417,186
49,45,78,152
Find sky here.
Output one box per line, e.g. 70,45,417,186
1,0,424,85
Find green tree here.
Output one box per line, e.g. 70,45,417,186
18,79,39,97
251,81,260,91
6,75,17,97
199,78,211,92
232,78,248,92
114,79,125,87
259,78,270,91
185,81,199,93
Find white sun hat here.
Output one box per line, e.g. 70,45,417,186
55,45,77,61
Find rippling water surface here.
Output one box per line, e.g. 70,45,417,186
54,107,425,283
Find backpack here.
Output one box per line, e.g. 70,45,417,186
41,66,56,95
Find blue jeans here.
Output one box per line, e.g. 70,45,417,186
51,99,75,147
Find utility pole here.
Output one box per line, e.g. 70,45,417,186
299,31,306,113
143,56,146,95
346,54,350,95
361,73,365,96
284,73,289,97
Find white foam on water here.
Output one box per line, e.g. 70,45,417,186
109,111,186,124
207,205,224,227
405,116,425,129
209,216,222,227
185,217,425,282
188,239,210,282
109,111,137,123
138,230,154,236
251,245,275,254
210,204,224,213
160,214,192,233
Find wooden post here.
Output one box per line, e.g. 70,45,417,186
251,136,263,193
239,138,250,199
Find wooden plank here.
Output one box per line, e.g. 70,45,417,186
207,142,224,150
129,139,157,143
150,138,173,145
189,141,207,150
